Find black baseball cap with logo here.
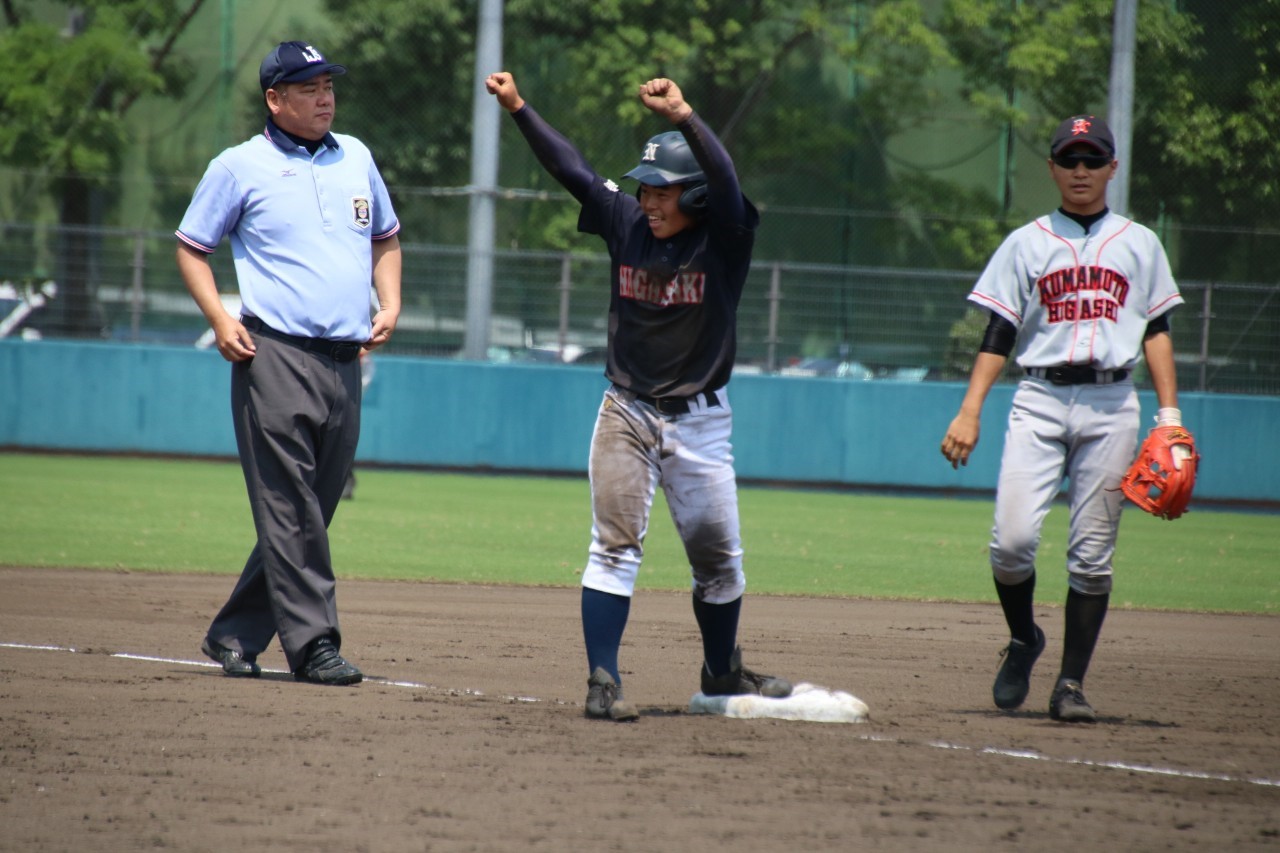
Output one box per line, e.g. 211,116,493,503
259,41,346,92
1050,115,1115,157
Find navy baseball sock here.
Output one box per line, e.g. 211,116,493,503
692,595,742,677
1059,588,1109,683
994,574,1038,647
581,587,631,683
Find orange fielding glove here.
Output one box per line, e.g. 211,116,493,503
1120,423,1200,520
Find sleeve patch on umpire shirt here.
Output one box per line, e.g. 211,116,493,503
603,179,619,194
351,196,372,229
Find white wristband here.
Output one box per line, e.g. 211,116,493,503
1155,407,1182,427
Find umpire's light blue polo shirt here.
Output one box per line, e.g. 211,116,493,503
176,121,400,341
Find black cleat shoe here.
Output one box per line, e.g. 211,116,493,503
201,636,261,678
993,625,1045,709
700,647,793,698
584,667,639,721
1049,679,1097,722
293,637,362,686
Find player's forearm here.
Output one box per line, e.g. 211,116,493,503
510,104,597,202
677,112,746,220
677,113,734,185
175,244,230,329
960,352,1007,414
1143,330,1179,409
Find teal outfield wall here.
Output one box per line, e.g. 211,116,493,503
2,340,1277,503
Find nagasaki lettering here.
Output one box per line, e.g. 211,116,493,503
618,265,706,306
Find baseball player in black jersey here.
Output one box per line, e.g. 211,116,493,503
486,72,793,721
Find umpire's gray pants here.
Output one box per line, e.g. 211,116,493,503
207,333,362,672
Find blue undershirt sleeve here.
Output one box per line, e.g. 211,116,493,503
676,112,747,226
510,104,599,204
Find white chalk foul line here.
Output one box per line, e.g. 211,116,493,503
0,642,540,702
3,641,1277,789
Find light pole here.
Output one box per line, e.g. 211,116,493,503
463,0,504,360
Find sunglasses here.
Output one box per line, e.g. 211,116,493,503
1052,153,1112,170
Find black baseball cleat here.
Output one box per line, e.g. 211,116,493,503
584,667,639,721
993,625,1045,709
293,637,363,686
201,636,261,678
700,647,793,698
1049,679,1097,722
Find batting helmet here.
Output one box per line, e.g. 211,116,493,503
624,131,708,217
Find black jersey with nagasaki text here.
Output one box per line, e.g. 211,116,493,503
511,105,759,399
578,175,758,398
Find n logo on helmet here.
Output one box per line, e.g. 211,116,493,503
642,142,659,162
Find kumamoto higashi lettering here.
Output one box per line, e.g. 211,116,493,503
619,265,706,306
1037,265,1130,324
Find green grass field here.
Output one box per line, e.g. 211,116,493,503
1,452,1275,614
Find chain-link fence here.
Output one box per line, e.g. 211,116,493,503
2,221,1275,395
3,1,1277,396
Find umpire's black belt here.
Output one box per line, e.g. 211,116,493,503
1026,365,1128,385
619,386,721,415
241,315,363,363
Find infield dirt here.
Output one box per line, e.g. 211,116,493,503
1,567,1277,851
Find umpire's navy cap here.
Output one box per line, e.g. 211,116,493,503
260,41,347,92
1050,115,1115,157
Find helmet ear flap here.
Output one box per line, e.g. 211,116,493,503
633,181,709,219
678,182,708,217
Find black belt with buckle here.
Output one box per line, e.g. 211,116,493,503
241,316,363,363
630,388,721,415
1027,366,1128,385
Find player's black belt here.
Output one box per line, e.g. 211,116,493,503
1026,366,1128,385
626,387,721,415
241,315,363,363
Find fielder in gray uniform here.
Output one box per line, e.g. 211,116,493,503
487,72,793,721
940,115,1186,722
176,41,402,686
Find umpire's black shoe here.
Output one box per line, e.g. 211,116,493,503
1049,679,1097,722
993,625,1045,709
700,647,793,698
201,636,261,678
293,637,363,686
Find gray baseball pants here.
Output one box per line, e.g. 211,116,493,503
206,332,362,672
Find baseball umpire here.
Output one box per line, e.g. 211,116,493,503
940,115,1189,721
485,72,793,721
176,41,402,686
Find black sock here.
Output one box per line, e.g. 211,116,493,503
994,574,1038,646
692,595,742,677
1060,588,1109,684
581,587,630,683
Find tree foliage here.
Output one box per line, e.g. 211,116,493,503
0,0,201,335
0,0,198,185
849,0,1280,278
323,0,865,251
4,0,1278,283
1140,0,1280,279
319,0,476,197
